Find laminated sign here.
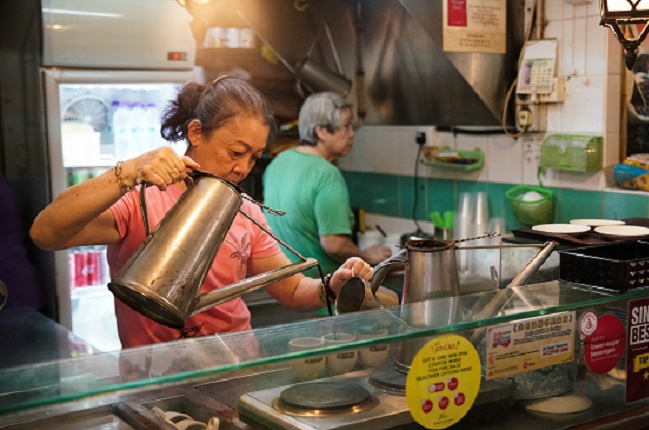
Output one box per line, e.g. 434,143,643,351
626,298,649,403
485,311,576,380
443,0,507,54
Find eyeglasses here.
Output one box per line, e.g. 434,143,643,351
337,123,354,134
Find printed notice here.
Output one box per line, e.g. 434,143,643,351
443,0,506,54
485,311,576,380
626,298,649,403
406,334,481,429
584,313,625,374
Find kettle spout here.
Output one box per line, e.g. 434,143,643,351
192,258,319,315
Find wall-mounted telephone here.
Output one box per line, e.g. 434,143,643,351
517,57,555,95
515,39,561,132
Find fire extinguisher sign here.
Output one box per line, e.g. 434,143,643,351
626,297,649,403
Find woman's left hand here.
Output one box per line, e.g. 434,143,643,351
328,257,372,295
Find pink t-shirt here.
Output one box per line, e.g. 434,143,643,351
108,183,280,348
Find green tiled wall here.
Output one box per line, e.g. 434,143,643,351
342,171,649,231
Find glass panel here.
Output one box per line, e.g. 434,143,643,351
0,281,645,414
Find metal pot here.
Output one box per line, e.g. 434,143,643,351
109,171,317,329
402,239,461,304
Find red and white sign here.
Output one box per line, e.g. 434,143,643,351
584,314,625,374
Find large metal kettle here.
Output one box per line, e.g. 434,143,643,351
108,171,317,329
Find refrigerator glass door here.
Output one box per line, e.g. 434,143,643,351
43,69,194,351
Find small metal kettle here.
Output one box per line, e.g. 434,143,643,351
401,239,461,304
108,171,317,329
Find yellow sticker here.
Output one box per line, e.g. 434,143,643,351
406,334,481,429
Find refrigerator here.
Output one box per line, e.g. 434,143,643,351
41,0,196,351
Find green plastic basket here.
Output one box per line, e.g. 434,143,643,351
540,134,603,172
506,185,553,226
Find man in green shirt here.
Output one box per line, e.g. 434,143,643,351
263,92,392,308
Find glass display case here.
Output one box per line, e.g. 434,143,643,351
0,281,647,429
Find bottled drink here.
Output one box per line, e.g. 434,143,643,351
126,102,146,157
72,247,88,288
143,102,162,152
112,101,130,160
86,246,102,286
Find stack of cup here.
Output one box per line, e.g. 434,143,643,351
455,192,492,276
454,192,474,273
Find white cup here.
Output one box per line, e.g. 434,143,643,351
289,337,326,381
204,27,225,48
322,332,357,375
225,27,240,48
356,328,390,368
239,28,254,48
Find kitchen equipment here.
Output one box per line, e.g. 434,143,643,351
334,278,399,314
402,239,461,304
39,0,197,350
595,225,649,239
469,241,559,346
294,21,352,98
532,224,590,236
506,185,554,226
569,219,625,228
109,171,318,329
235,11,351,99
559,241,649,291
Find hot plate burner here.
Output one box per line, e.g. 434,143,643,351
368,362,407,396
274,381,377,417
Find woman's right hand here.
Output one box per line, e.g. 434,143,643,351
120,146,200,191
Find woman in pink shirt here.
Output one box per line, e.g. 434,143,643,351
30,76,371,349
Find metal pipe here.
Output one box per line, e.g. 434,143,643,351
535,0,545,40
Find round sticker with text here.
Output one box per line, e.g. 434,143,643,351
406,334,481,429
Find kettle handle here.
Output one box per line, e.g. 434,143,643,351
139,178,194,238
139,182,151,238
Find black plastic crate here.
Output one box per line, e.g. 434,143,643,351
559,241,649,291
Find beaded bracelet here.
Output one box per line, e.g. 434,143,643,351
114,161,134,193
317,273,335,304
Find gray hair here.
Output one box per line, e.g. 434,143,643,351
298,92,352,146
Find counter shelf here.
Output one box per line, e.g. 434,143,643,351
0,280,644,418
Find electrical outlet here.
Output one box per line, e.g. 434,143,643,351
415,131,426,145
517,109,533,127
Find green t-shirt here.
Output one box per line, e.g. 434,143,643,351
262,148,354,279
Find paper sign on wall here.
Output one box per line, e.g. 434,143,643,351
443,0,507,54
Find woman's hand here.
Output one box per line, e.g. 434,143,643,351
120,146,200,191
328,257,372,295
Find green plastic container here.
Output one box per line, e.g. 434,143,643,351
540,134,603,172
506,185,553,226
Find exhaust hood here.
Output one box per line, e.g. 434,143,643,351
360,0,526,126
212,0,527,127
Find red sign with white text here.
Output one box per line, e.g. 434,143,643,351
447,0,467,27
584,314,625,374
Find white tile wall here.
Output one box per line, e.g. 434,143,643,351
341,0,621,197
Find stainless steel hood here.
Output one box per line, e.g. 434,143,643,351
228,0,528,127
360,0,526,126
